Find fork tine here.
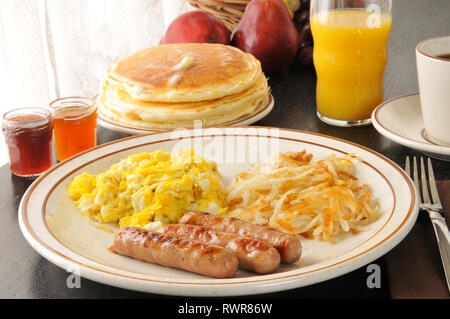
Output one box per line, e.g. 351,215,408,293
405,156,411,177
420,157,431,204
413,157,421,202
427,158,442,207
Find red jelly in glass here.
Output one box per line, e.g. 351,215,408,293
2,107,54,177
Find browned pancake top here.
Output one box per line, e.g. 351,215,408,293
111,43,257,91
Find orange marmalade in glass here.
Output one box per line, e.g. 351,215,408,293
50,97,97,161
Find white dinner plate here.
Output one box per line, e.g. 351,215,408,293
18,127,418,296
97,94,274,135
372,94,450,161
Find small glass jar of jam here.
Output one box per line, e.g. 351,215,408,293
50,96,97,162
2,107,54,177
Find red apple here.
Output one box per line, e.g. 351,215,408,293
161,11,230,45
232,0,299,73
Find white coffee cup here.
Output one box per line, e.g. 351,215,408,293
416,36,450,146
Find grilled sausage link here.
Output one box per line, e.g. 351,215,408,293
110,227,239,278
158,224,281,274
179,211,302,264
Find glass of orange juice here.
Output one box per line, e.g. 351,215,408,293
310,0,392,127
50,97,97,161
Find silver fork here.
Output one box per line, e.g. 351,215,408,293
406,156,450,292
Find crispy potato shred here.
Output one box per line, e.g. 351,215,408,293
225,151,379,241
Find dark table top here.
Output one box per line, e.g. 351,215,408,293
1,0,450,299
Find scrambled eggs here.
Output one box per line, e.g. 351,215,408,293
68,149,227,230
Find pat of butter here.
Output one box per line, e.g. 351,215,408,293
173,55,195,71
168,73,183,86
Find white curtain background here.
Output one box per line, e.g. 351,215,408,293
0,0,193,165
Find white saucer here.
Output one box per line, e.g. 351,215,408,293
98,94,274,135
372,93,450,161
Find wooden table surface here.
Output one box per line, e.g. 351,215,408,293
1,0,449,299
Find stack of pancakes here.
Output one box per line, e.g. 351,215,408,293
98,43,270,130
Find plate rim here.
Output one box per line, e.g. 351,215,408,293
97,94,274,135
18,127,419,296
371,93,450,156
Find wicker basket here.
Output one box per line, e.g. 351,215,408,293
187,0,250,31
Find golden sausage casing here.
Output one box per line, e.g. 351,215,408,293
110,227,239,278
179,211,302,264
158,223,281,274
